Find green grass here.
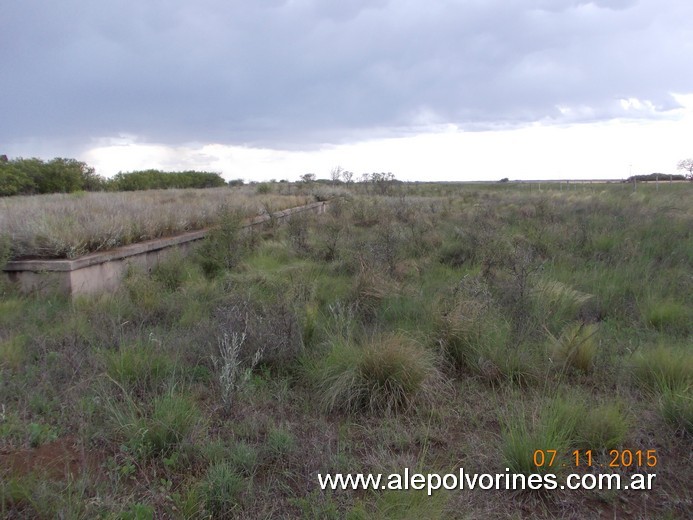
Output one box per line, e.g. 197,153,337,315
311,334,442,414
0,182,691,518
632,345,693,393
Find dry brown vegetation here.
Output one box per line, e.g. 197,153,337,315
0,187,311,259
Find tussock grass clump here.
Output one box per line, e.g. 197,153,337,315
102,343,177,396
660,386,693,436
547,322,599,374
202,462,245,517
632,345,692,393
350,263,400,321
643,299,691,335
574,401,630,450
502,395,630,474
106,391,201,459
435,275,529,382
532,279,595,331
313,334,441,414
501,399,575,475
633,345,692,435
436,277,496,370
265,425,297,461
0,335,27,371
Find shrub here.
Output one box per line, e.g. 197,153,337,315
313,334,441,414
214,295,303,369
151,251,192,291
213,326,262,411
195,210,244,278
255,182,272,194
286,212,311,254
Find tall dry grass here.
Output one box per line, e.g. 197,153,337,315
0,188,310,259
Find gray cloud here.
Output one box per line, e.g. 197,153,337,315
2,0,692,151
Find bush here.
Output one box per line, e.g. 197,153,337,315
255,182,272,194
195,210,245,277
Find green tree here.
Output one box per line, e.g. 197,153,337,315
0,161,36,196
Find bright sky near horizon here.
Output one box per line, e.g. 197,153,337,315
3,1,692,182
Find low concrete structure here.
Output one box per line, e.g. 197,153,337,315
3,200,328,296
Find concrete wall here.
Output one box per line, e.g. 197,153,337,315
3,201,328,297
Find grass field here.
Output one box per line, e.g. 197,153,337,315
0,182,691,518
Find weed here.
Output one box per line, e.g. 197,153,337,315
265,424,296,460
195,208,245,277
213,323,262,411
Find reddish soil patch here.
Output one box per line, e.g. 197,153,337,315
0,437,102,481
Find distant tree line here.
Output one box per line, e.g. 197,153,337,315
626,173,687,183
110,169,226,191
0,156,227,196
0,156,104,196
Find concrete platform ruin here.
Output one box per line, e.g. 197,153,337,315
3,200,328,297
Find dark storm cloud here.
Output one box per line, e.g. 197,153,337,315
2,0,692,149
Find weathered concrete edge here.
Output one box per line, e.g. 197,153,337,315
3,200,327,273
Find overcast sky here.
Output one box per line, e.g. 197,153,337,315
2,0,692,181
